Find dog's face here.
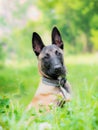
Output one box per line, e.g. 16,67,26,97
32,27,66,79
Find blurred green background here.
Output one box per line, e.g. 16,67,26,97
0,0,98,60
0,0,98,104
0,0,98,103
0,0,98,129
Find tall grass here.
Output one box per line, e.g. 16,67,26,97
0,54,98,130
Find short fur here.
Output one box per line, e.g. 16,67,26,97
28,27,71,111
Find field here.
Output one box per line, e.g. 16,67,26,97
0,54,98,130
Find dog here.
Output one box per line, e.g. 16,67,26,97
27,27,71,111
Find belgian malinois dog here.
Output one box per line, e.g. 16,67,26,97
28,27,71,111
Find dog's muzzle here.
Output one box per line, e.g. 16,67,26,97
54,65,62,74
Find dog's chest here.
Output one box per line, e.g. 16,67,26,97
35,81,60,96
32,81,62,107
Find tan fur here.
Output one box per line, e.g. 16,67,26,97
27,80,71,111
29,27,71,111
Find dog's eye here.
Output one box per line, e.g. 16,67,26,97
55,50,61,56
45,53,50,59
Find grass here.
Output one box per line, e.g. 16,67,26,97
0,54,98,130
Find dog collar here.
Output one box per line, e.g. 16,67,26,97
42,77,68,100
42,77,67,87
42,77,59,87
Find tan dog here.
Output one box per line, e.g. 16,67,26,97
28,27,71,111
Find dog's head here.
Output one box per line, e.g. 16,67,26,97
32,27,66,79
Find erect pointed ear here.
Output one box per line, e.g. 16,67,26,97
32,32,45,56
52,26,63,49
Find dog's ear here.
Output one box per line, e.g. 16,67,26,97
32,32,45,56
52,27,63,49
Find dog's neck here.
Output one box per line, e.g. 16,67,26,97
42,76,67,87
42,77,59,87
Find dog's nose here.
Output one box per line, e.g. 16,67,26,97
54,65,62,73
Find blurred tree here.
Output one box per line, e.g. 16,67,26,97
0,0,98,57
70,0,98,52
37,0,98,52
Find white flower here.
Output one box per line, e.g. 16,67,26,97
39,122,52,130
0,126,3,130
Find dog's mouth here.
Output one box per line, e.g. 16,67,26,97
47,66,66,79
